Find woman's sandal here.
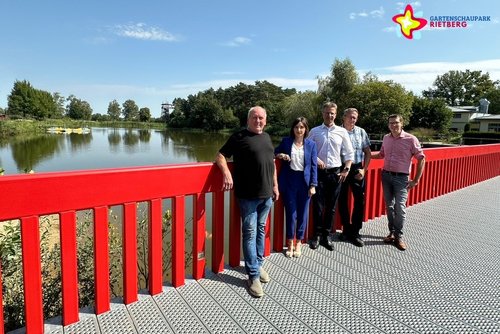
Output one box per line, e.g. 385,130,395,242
293,242,302,258
285,240,294,258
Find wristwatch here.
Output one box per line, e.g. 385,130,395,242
343,167,350,172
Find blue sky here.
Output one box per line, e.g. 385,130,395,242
1,0,499,118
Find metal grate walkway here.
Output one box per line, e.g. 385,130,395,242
45,177,500,333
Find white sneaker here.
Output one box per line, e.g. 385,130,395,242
247,278,264,297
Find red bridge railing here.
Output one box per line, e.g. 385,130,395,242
1,144,499,333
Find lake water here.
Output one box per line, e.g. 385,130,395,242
0,128,232,175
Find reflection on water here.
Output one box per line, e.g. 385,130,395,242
68,132,92,152
108,129,121,153
10,135,65,172
0,128,232,175
161,130,231,163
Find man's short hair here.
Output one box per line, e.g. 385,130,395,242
248,106,267,119
343,108,358,117
322,102,337,111
388,114,403,123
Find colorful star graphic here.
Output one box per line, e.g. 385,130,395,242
392,5,428,39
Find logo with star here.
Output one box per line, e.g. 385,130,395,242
392,4,428,40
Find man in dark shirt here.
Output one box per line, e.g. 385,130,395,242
215,106,279,298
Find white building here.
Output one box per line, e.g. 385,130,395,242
449,106,499,132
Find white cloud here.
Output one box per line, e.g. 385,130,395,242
350,6,385,20
370,7,385,18
221,36,252,47
368,59,500,94
396,2,422,10
112,23,178,41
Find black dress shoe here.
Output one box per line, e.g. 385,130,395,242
350,236,365,247
320,235,335,251
309,236,320,250
338,233,349,241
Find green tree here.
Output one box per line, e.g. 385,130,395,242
66,95,93,120
32,89,57,119
7,80,59,119
167,100,187,128
91,113,110,121
217,83,255,126
409,97,452,133
485,88,500,114
423,70,498,106
318,58,359,111
344,79,414,135
7,80,35,118
107,100,121,120
139,107,151,122
217,81,295,127
122,99,139,121
279,91,323,128
190,94,226,131
52,92,66,118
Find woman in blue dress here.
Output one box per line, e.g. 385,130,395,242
275,117,318,257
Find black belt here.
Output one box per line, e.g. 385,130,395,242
321,167,341,174
383,170,409,176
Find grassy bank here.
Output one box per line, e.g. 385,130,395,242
0,119,167,140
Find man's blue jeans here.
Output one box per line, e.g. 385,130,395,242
381,171,409,238
238,197,272,280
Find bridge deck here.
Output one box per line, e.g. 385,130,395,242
44,177,500,333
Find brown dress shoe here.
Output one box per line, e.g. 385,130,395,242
394,238,407,251
383,233,395,243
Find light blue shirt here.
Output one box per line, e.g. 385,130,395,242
342,125,371,164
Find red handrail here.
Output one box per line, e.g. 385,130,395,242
0,144,499,333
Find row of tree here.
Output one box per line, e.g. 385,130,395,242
3,59,499,134
167,60,499,134
4,80,152,122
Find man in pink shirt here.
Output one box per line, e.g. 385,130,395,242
371,114,425,250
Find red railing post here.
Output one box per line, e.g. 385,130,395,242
408,164,416,206
272,197,285,252
192,193,206,280
60,211,79,325
211,191,224,273
229,191,241,267
426,160,433,201
172,196,185,287
366,169,376,220
93,206,110,314
148,199,163,295
123,202,138,304
264,214,271,256
374,169,384,218
21,216,44,334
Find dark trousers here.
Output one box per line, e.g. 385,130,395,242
312,168,342,237
338,163,365,237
